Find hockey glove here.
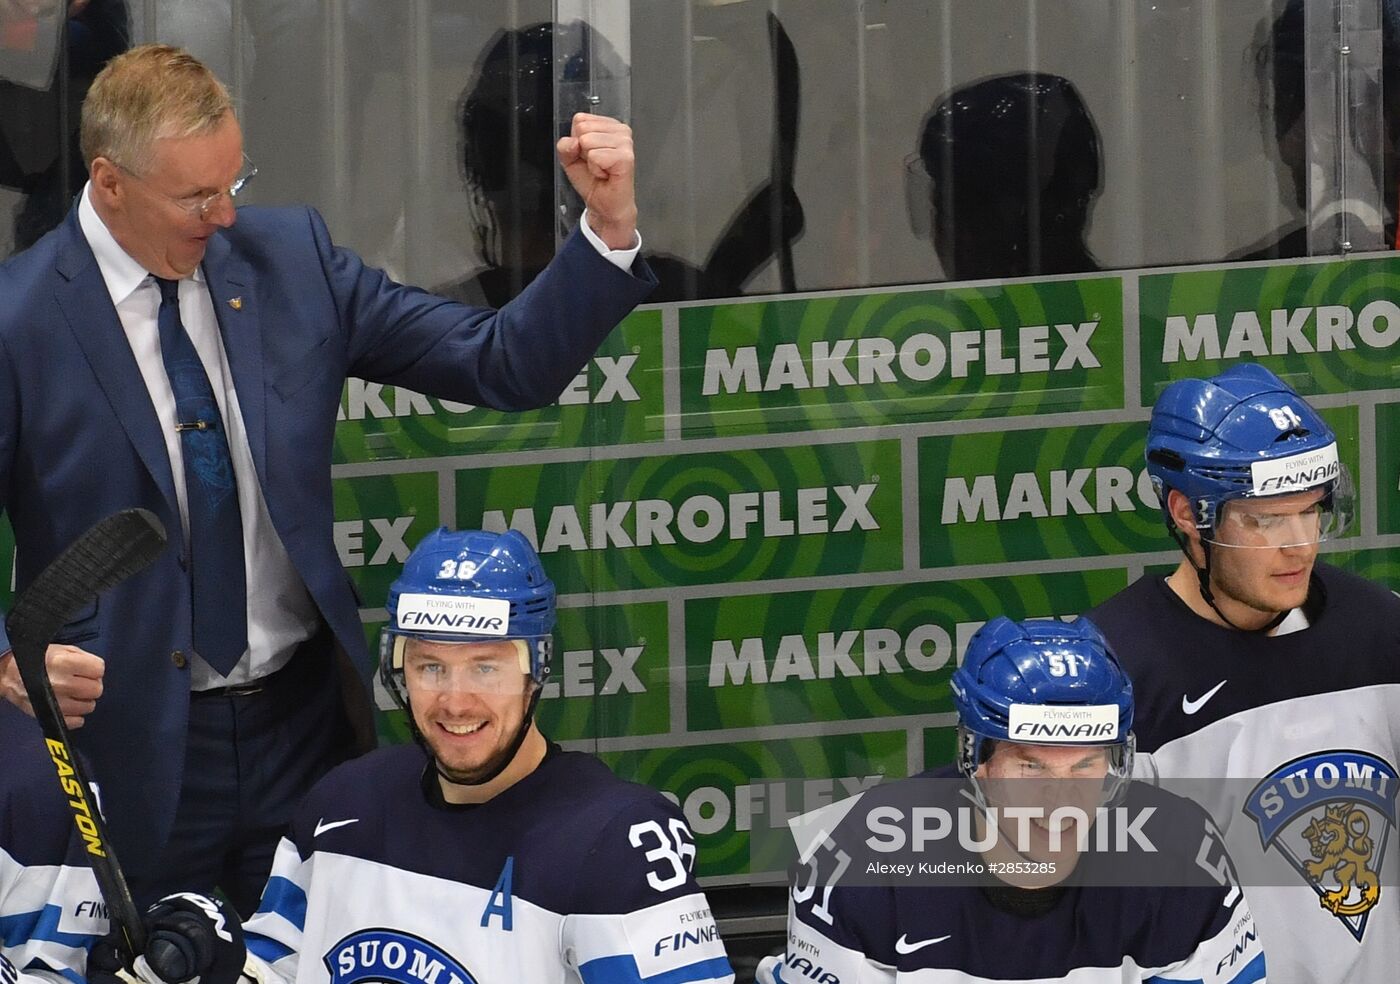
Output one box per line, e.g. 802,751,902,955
143,893,246,984
89,893,246,984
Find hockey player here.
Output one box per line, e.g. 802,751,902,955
1,700,107,984
88,528,734,984
759,617,1265,984
1087,362,1399,983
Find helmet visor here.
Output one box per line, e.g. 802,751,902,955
962,728,1137,823
390,637,533,696
1205,466,1353,549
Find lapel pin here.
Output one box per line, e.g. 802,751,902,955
228,297,243,311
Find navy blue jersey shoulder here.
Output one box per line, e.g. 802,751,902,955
291,744,697,916
1087,562,1400,751
805,769,1239,978
0,701,90,867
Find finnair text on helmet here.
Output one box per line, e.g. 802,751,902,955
1007,703,1119,743
1249,443,1339,496
396,593,511,636
399,612,505,632
1011,721,1118,740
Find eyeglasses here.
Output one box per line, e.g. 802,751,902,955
116,155,258,221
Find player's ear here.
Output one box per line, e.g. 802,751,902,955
1166,489,1201,541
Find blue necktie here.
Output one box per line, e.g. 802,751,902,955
154,277,248,675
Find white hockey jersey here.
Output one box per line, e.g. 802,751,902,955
0,702,106,984
1089,563,1400,984
240,743,733,984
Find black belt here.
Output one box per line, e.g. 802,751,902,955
192,679,268,698
191,625,333,699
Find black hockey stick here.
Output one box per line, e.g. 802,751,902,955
6,508,168,957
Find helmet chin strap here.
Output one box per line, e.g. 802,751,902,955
1172,526,1288,634
435,685,544,788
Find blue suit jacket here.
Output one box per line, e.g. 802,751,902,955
0,204,654,866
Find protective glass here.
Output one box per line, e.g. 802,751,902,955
1204,469,1353,549
399,640,532,695
903,151,933,240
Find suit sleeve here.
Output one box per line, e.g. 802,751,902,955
303,207,657,412
558,797,734,984
0,325,20,655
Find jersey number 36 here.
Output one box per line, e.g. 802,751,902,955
629,819,697,892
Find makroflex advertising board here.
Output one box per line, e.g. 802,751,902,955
1139,255,1400,399
679,275,1124,437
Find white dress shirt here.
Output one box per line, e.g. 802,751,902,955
79,186,320,689
76,186,641,689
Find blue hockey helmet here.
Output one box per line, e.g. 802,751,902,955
951,616,1134,787
1145,363,1351,545
379,528,554,712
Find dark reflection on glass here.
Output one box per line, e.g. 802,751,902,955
1237,0,1400,260
909,72,1102,281
0,0,128,255
437,16,803,306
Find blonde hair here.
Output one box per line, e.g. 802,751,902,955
80,44,233,173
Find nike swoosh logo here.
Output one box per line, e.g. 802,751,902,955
895,934,950,954
314,818,360,836
1182,680,1227,715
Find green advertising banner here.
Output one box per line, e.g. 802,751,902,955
679,277,1124,437
601,731,908,878
686,570,1128,731
332,472,440,604
371,601,670,746
334,310,663,462
541,602,671,743
1377,402,1400,536
1327,547,1400,595
919,407,1360,567
1139,255,1400,403
924,727,958,771
457,441,902,593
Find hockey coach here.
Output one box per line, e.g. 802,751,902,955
0,41,654,917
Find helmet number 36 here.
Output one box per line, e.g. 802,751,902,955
437,559,480,580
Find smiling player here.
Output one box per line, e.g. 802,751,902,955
89,528,733,984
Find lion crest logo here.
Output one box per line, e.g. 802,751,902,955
1301,802,1381,917
1245,751,1396,942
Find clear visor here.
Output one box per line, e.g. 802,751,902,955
960,726,1135,809
1204,469,1353,549
393,637,533,696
